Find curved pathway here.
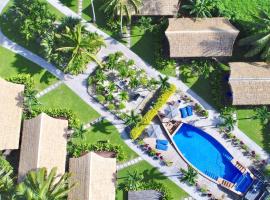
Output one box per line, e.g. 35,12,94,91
0,0,268,199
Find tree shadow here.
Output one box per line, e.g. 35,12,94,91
90,120,113,135
262,123,270,153
142,168,166,181
60,0,76,8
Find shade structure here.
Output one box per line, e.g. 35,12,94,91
229,62,270,105
147,124,163,138
68,152,116,200
0,78,24,150
134,0,179,16
165,17,239,58
18,113,68,182
164,105,179,119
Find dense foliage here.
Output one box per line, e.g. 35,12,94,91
130,84,176,139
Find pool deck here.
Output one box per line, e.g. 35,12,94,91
143,93,255,199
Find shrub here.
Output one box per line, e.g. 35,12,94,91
141,181,172,200
6,74,34,92
118,102,126,110
108,103,115,111
97,95,106,103
130,84,176,139
0,156,13,173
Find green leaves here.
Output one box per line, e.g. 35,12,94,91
180,166,198,186
253,106,270,125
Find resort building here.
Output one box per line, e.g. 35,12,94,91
135,0,179,16
165,17,239,58
68,152,116,200
229,62,270,105
18,113,68,181
0,78,24,150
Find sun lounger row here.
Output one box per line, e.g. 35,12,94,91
217,178,235,189
156,139,168,151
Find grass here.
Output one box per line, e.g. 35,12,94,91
39,84,100,123
59,0,78,13
0,46,58,91
71,119,138,162
117,161,188,200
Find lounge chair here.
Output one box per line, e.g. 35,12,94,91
186,106,193,116
156,143,168,151
156,139,168,145
180,107,188,118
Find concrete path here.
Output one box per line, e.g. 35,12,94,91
36,80,63,98
0,0,268,199
117,157,143,170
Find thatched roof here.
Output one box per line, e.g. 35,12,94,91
0,78,24,150
128,190,162,200
135,0,179,16
68,152,116,200
229,62,270,105
165,17,239,57
18,113,68,181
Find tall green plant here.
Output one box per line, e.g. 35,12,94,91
180,166,198,186
253,106,270,125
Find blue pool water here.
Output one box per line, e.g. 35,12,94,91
173,123,253,193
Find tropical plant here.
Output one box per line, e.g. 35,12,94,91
119,91,129,101
97,95,106,103
123,170,144,191
108,82,117,93
238,10,270,61
0,167,14,199
24,89,40,113
129,77,140,89
137,17,155,32
100,0,141,35
181,0,219,18
72,124,87,139
158,75,170,90
16,167,73,200
124,110,141,128
57,16,81,32
253,106,270,125
56,24,105,74
95,69,107,83
180,166,198,186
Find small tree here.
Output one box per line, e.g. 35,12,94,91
253,106,270,125
181,0,218,18
180,166,198,186
158,75,170,90
119,91,129,101
123,170,144,191
72,124,87,139
124,110,141,128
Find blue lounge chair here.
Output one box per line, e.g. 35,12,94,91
156,143,168,151
180,107,188,118
156,139,168,145
186,106,193,116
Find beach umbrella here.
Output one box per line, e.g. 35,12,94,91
164,105,179,119
147,124,162,138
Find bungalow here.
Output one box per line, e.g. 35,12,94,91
18,113,68,181
0,78,24,150
229,62,270,105
165,17,239,58
68,152,116,200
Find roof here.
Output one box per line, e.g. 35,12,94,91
0,78,24,150
18,113,68,181
128,190,162,200
165,17,239,57
229,62,270,105
135,0,179,16
68,152,116,200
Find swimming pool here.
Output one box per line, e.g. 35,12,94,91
173,123,253,193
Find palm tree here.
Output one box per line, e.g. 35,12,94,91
124,170,144,191
180,166,198,186
95,69,107,83
253,106,270,125
124,110,141,128
24,90,40,113
72,124,88,139
119,91,129,101
158,75,170,90
181,0,218,18
129,77,139,89
16,167,73,199
100,0,141,36
238,11,270,61
221,115,237,131
0,167,14,199
56,24,105,73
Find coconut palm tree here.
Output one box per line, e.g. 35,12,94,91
253,106,270,125
181,0,218,18
158,75,170,90
56,24,105,73
119,91,129,101
100,0,141,36
124,110,141,128
180,166,198,186
72,124,87,139
124,170,144,191
238,11,270,61
16,167,73,199
221,114,237,131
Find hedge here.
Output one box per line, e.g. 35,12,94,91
130,84,176,139
6,74,34,93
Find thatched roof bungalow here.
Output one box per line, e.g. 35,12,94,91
135,0,179,16
0,78,24,150
165,17,239,58
229,62,270,105
18,113,68,181
68,152,116,200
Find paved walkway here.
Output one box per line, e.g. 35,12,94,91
117,157,143,170
0,0,269,199
36,80,63,98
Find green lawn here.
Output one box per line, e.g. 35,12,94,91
0,46,58,91
39,84,100,123
71,119,138,162
59,0,78,13
117,161,188,200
